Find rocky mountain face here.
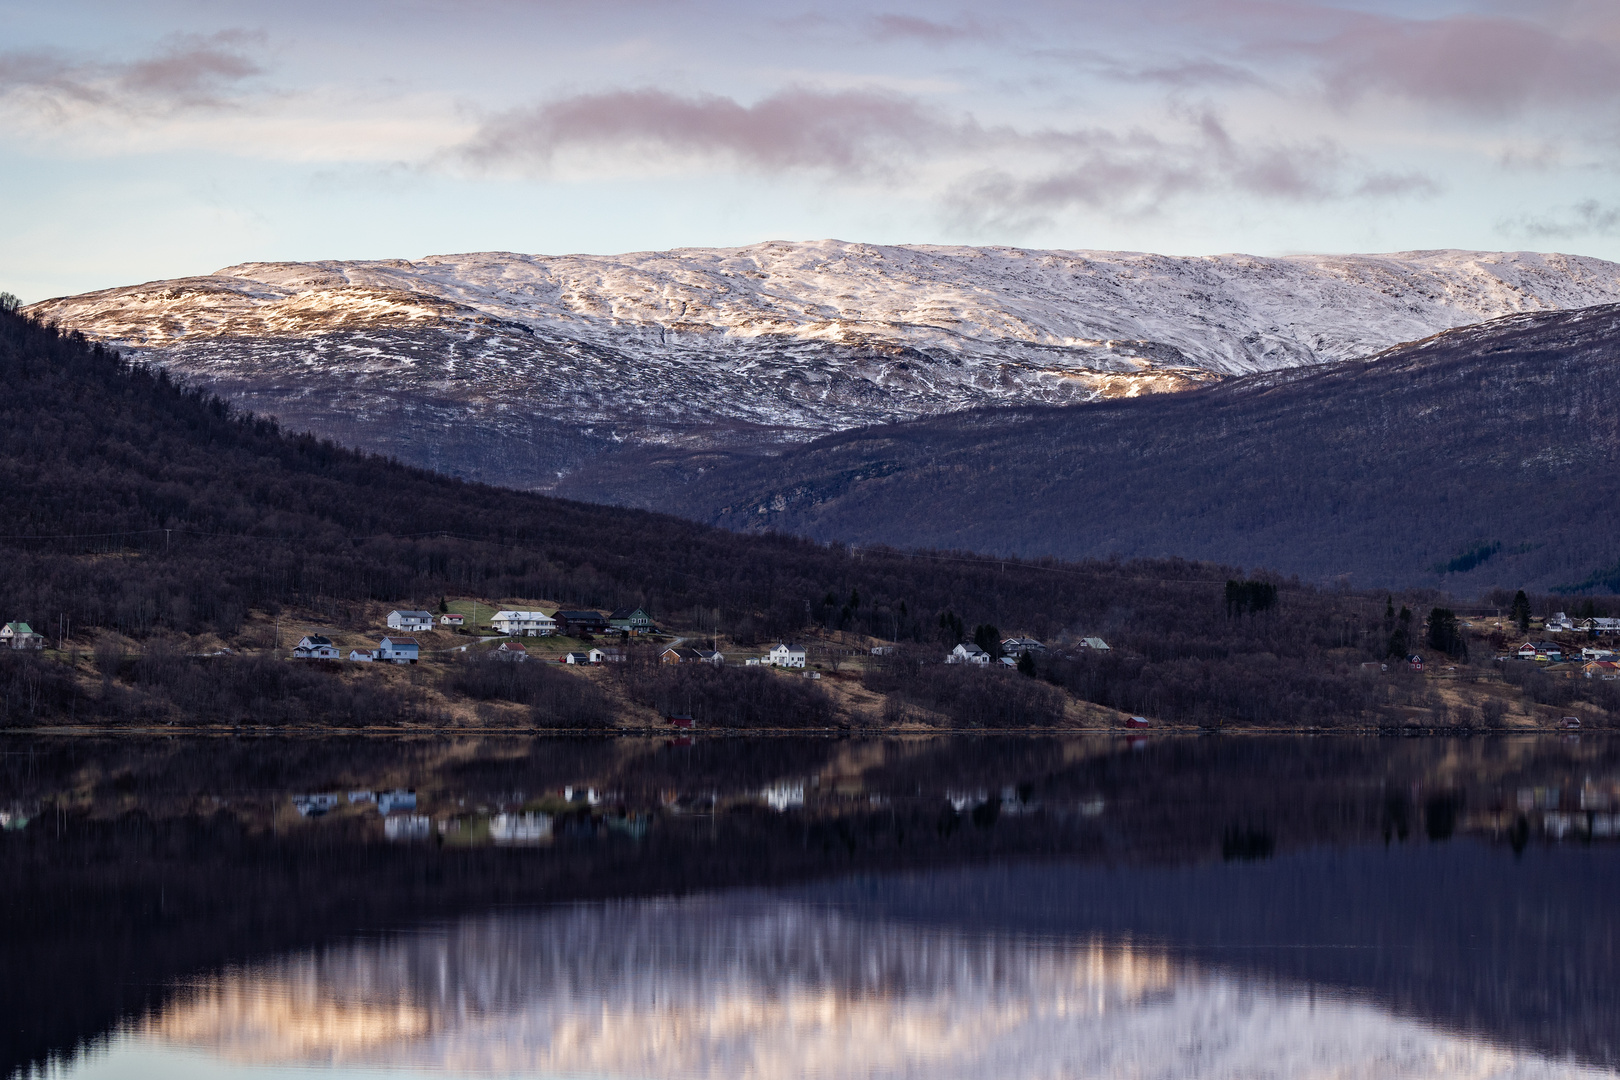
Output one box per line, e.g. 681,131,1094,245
553,305,1620,592
27,242,1620,490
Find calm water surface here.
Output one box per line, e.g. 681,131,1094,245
2,734,1616,1079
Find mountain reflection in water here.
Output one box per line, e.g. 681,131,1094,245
5,734,1619,1079
65,899,1605,1080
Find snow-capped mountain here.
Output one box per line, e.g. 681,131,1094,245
27,241,1620,489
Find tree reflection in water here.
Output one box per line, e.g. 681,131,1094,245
4,734,1619,1078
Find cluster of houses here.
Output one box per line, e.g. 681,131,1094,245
289,606,658,665
293,634,421,663
493,641,625,665
944,636,1104,666
486,607,654,638
669,643,809,667
1503,638,1620,680
1,622,45,650
1546,613,1620,634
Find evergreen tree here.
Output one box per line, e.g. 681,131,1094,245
1510,590,1531,633
1426,607,1467,659
973,623,1002,657
1388,606,1413,658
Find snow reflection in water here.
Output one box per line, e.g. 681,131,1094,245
87,897,1620,1079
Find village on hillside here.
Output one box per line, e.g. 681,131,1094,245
4,595,1618,732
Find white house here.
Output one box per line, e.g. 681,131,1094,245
292,635,339,660
440,613,465,627
349,650,374,662
1001,637,1045,657
491,610,556,637
387,610,434,632
589,647,626,663
377,637,420,663
0,622,44,649
1079,637,1111,651
947,642,990,665
496,641,529,661
768,643,806,668
695,648,725,665
564,651,592,665
1547,612,1577,632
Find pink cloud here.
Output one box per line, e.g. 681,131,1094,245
868,13,989,45
946,110,1435,231
463,87,957,176
0,31,265,113
1310,14,1620,115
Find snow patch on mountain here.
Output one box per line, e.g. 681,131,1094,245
26,241,1620,488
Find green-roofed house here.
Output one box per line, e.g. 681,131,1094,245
1,622,45,649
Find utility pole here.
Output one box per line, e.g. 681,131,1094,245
165,528,171,554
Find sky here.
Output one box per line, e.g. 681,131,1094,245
3,0,1620,300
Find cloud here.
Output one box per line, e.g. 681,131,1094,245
868,14,989,45
461,87,959,177
946,109,1436,232
1124,59,1265,89
0,31,266,117
460,86,1438,233
1309,14,1620,116
1500,200,1620,240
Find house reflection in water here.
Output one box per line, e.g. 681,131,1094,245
101,898,1614,1080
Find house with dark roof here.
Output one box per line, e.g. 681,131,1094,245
292,634,339,660
387,610,434,632
555,610,609,636
377,637,420,663
768,643,806,668
947,643,990,665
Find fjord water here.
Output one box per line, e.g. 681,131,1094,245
4,736,1617,1079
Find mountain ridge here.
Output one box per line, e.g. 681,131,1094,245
549,303,1620,592
25,241,1620,490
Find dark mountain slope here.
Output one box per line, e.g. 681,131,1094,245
0,305,1347,667
555,305,1620,592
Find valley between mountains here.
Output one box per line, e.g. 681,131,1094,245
27,240,1620,590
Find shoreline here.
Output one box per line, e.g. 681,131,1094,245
0,723,1588,738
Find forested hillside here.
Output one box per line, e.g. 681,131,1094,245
557,305,1620,593
1,306,1616,730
